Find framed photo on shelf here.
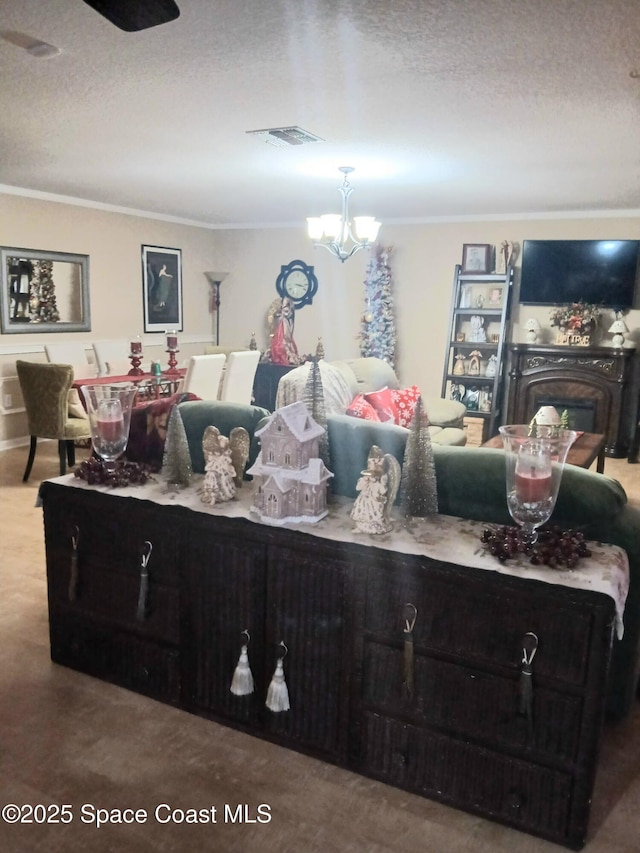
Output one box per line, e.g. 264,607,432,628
461,243,492,274
142,245,183,333
487,285,503,308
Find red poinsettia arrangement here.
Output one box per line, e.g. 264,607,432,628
549,301,600,334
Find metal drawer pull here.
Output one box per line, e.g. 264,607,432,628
68,525,80,601
403,603,417,700
519,632,538,738
137,541,153,621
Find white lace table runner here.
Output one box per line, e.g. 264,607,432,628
46,474,629,639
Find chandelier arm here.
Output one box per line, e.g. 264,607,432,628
311,240,366,263
337,241,367,261
313,241,345,259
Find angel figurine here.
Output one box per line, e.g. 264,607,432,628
453,354,466,376
201,426,238,505
485,354,498,378
350,445,401,535
496,240,514,274
468,350,482,376
229,426,250,487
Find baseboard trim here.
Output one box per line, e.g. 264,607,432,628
0,436,37,452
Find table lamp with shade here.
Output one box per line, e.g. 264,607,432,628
523,317,542,343
608,317,629,348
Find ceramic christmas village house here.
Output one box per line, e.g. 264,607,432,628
247,401,332,525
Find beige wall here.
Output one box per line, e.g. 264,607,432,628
1,191,639,446
0,194,220,443
209,217,640,392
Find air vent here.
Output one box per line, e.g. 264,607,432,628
246,126,324,147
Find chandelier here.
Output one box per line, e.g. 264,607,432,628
306,167,381,262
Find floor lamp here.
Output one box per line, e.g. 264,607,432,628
204,271,229,345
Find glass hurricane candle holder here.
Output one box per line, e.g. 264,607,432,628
498,424,576,545
81,385,138,466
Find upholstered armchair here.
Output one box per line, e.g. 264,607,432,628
16,360,91,481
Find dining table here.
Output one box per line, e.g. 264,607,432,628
72,369,186,405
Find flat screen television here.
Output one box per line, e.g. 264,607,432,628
519,239,639,308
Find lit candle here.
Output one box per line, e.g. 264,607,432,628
166,331,178,350
130,338,142,354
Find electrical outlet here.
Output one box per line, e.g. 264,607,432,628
3,393,12,409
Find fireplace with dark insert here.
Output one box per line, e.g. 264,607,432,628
505,344,637,458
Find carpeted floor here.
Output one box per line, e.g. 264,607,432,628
1,442,639,853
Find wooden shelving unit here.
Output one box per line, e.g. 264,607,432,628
441,264,514,443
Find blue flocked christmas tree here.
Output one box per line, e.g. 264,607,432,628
359,244,396,369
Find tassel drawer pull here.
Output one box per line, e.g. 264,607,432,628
68,525,80,601
136,541,153,622
402,603,417,700
519,632,538,739
230,629,255,696
266,641,290,713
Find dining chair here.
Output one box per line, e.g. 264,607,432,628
15,360,92,481
44,342,95,379
218,350,261,404
92,340,131,377
203,345,250,357
182,354,226,400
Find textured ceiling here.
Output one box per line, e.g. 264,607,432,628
1,0,640,228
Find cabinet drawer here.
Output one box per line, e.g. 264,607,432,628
49,565,179,643
50,615,180,705
363,641,582,764
358,711,576,847
44,488,181,586
365,561,594,686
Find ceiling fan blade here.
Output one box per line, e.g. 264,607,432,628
81,0,180,32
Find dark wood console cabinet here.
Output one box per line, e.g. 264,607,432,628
41,481,617,849
252,362,295,411
505,344,637,457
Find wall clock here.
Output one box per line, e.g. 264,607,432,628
275,260,318,309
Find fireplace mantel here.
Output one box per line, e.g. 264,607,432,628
505,344,638,458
